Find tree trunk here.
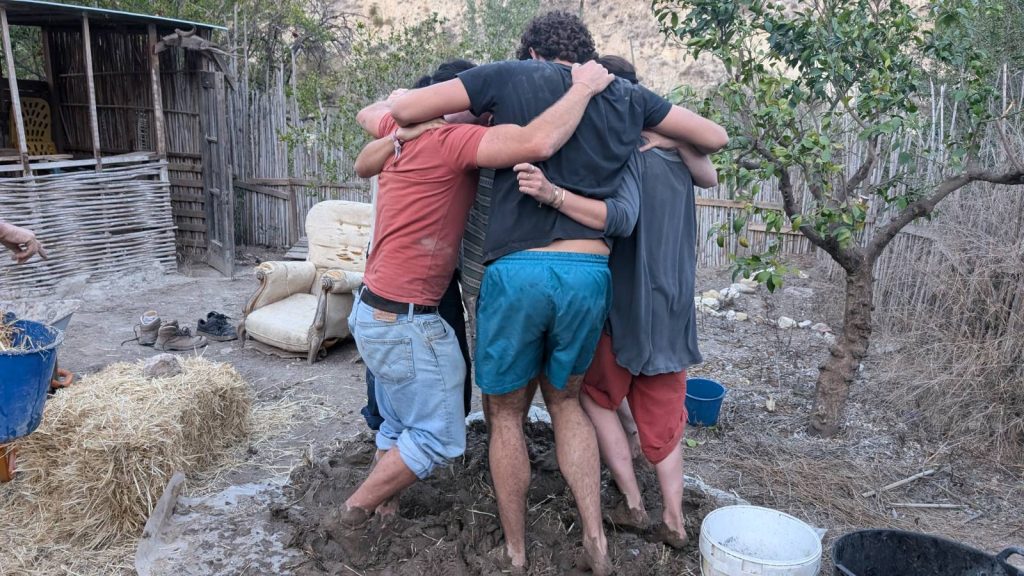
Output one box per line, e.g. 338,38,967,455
809,266,874,437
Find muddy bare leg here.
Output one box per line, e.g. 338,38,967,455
541,376,611,575
485,383,535,569
371,449,401,519
652,444,687,547
582,393,646,517
344,447,417,523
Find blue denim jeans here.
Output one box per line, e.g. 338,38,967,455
361,272,472,430
348,289,467,479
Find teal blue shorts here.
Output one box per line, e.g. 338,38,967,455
475,251,611,396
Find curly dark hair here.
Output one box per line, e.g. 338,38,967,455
515,10,597,64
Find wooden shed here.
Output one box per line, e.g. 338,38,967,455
0,0,234,296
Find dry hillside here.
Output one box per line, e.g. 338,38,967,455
334,0,725,94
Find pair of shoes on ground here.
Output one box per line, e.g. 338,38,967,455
127,310,236,351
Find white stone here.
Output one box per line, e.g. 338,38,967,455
777,316,797,329
798,270,810,279
701,297,721,310
733,312,748,322
721,286,745,303
811,322,831,333
725,310,736,320
143,353,183,379
731,282,757,294
783,286,814,299
798,320,813,329
739,278,759,290
701,290,722,301
822,333,837,345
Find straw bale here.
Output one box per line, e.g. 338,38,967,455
4,357,252,550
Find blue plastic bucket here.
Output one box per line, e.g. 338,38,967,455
686,377,726,426
0,319,64,443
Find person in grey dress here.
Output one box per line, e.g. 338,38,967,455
513,55,718,550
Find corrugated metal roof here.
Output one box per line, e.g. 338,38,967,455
0,0,227,31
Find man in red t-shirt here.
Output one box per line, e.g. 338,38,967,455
331,60,614,532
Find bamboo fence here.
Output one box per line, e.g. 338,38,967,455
0,157,175,296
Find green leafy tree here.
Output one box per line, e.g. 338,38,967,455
652,0,1024,436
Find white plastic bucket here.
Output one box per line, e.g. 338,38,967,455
700,505,822,576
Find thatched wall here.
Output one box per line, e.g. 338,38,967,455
0,157,175,296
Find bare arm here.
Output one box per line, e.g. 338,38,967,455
356,89,410,136
473,61,614,169
640,130,719,187
354,137,394,178
649,105,729,155
356,119,449,178
514,157,641,238
390,79,471,127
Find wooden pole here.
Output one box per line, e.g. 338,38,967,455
1,8,30,175
147,24,167,157
40,28,66,153
81,14,101,169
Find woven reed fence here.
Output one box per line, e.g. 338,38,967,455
0,157,175,297
228,64,369,249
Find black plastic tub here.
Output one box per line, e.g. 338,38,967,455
833,530,1023,576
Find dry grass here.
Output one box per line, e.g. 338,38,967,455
0,317,31,352
0,357,253,575
873,184,1024,466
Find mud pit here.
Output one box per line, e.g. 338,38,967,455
274,421,718,575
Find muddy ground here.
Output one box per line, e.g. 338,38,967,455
273,421,723,576
26,249,1024,575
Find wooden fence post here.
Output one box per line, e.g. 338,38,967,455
1,8,30,176
81,14,101,170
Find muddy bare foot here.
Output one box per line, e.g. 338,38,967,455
493,545,527,574
324,504,372,532
604,500,649,532
578,536,613,575
649,522,689,549
375,495,399,522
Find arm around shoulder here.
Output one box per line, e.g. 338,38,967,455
651,105,729,155
390,79,472,127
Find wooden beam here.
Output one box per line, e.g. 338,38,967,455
147,24,167,157
0,8,30,175
39,28,66,153
81,14,101,170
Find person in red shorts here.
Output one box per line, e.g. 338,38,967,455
514,55,719,549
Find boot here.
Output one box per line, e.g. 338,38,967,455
122,310,161,346
155,322,208,351
197,311,237,342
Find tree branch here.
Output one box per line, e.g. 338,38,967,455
839,134,878,202
778,167,865,273
867,166,1024,260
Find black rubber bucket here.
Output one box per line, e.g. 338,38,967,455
833,530,1024,576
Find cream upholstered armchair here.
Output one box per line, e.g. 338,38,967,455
239,200,372,363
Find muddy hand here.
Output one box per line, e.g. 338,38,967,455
514,163,555,204
396,118,447,142
0,222,47,264
571,60,614,96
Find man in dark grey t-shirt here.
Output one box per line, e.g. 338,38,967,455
390,11,728,573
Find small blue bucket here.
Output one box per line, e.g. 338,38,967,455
686,377,727,426
0,319,64,443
